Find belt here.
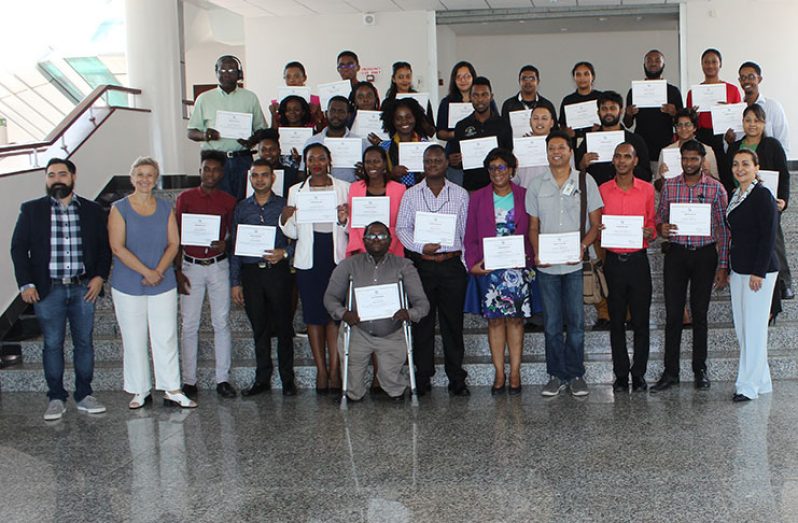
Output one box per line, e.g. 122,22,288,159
670,242,715,253
51,275,87,285
244,259,286,270
418,251,462,263
226,150,252,158
184,253,227,266
607,249,647,262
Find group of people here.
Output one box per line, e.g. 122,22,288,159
10,46,791,420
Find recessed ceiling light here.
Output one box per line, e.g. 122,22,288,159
560,27,568,32
636,16,643,21
518,20,526,23
598,17,607,21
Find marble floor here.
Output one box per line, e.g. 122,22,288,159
1,381,798,523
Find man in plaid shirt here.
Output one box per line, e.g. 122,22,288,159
11,158,111,420
651,140,730,392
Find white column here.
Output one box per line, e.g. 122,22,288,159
125,0,183,174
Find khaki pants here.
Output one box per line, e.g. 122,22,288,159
338,326,408,400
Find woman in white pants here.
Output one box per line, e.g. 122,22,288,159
726,149,780,402
109,157,196,409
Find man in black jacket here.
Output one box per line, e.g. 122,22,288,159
10,158,111,421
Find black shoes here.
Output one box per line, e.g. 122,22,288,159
632,376,648,392
592,319,611,331
216,381,237,398
732,393,752,402
782,284,795,300
448,381,471,396
181,383,198,400
612,379,629,393
694,370,711,390
415,380,432,397
282,382,297,396
241,381,270,397
650,373,680,393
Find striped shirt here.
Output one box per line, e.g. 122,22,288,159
657,173,730,269
49,196,84,279
396,179,469,255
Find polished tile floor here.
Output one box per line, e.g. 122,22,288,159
2,382,798,523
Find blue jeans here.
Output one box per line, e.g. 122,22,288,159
219,154,252,200
537,270,585,381
33,282,96,402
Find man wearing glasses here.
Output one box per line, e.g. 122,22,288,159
336,50,362,88
324,222,429,401
187,55,267,200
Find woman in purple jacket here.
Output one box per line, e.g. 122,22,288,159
464,148,539,395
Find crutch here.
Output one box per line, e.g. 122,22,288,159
340,275,354,411
398,274,419,407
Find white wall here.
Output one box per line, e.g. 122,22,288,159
436,25,457,100
183,2,245,95
243,11,439,114
452,30,679,114
682,0,798,158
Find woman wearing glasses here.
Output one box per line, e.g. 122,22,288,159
656,108,719,188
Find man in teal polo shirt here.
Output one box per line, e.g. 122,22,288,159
188,55,267,200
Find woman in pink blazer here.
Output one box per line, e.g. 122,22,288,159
346,145,407,257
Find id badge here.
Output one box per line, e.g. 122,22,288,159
562,179,576,196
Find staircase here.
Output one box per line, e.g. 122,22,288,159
2,182,797,392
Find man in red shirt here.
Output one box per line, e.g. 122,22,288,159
175,150,238,399
599,143,657,393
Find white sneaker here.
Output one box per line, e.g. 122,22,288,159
541,376,566,397
44,399,66,421
76,395,107,414
569,377,590,397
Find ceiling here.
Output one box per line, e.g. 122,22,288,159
196,0,685,18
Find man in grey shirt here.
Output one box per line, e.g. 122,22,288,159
526,130,603,397
324,222,430,401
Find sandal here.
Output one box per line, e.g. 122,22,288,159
163,391,197,408
129,393,152,410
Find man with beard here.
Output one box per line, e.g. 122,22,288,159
11,158,111,420
453,77,513,191
303,96,367,183
576,90,652,187
623,50,683,172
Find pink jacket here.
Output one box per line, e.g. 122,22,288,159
346,180,407,257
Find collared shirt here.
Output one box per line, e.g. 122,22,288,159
229,193,295,286
453,111,514,191
754,93,790,157
575,129,652,186
396,179,469,256
525,168,603,275
49,195,84,279
188,86,267,153
500,92,558,122
303,127,368,183
175,187,237,259
656,173,730,269
598,177,657,253
323,252,430,338
625,82,683,160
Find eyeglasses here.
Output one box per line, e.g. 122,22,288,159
488,165,510,173
675,122,694,128
337,62,358,70
218,68,239,74
364,233,389,241
739,74,758,82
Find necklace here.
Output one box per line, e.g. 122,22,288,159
422,183,449,213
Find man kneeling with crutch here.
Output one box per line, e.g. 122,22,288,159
324,222,430,402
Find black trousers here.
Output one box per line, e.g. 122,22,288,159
604,250,652,381
663,243,717,377
409,254,467,385
241,261,294,385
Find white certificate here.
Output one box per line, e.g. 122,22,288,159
246,169,285,198
670,203,712,237
448,102,473,128
351,110,388,141
181,213,221,247
758,170,779,199
632,80,667,109
396,92,429,113
398,142,433,172
460,136,498,170
295,191,338,224
538,231,581,265
509,109,533,137
214,111,252,140
600,215,644,250
413,211,457,247
585,130,625,163
325,137,362,168
661,148,682,179
690,84,726,112
354,283,401,322
564,100,600,130
351,196,391,228
278,127,313,153
483,236,526,270
513,136,548,168
234,225,276,257
277,86,311,103
710,103,745,134
317,80,352,108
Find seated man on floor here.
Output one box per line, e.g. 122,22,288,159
324,221,429,401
